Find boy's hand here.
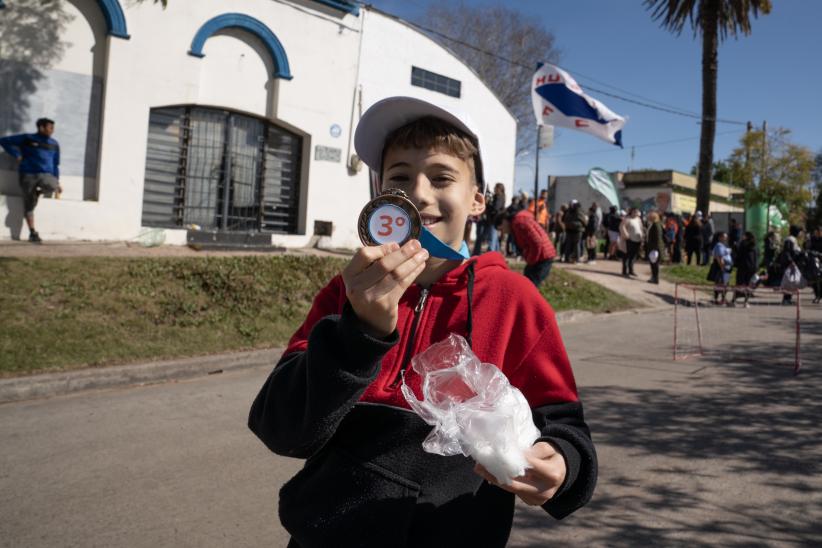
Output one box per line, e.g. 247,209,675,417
473,441,567,506
342,240,428,338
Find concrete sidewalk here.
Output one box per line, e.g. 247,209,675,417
556,256,679,308
0,239,353,258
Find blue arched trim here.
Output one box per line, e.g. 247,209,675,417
99,0,130,39
188,13,293,80
311,0,359,15
0,0,129,38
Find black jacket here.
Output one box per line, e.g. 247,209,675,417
563,207,587,234
249,256,597,547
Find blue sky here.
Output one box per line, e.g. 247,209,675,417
367,0,822,193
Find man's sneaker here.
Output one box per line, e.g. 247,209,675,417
28,231,42,244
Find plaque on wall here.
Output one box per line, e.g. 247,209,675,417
315,145,342,162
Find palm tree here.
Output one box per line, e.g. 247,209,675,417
645,0,770,216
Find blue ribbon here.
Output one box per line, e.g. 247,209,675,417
419,227,470,260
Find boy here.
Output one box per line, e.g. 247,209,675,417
249,96,596,547
0,118,62,243
498,204,557,287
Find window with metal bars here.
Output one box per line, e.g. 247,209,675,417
141,106,302,234
411,66,461,98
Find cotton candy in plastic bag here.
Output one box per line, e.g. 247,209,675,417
401,334,540,485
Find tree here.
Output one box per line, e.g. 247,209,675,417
645,0,771,216
421,2,559,154
809,150,822,229
726,128,814,230
689,159,742,184
812,149,822,196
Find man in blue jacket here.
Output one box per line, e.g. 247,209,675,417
0,118,62,243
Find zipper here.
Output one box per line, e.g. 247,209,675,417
389,287,429,389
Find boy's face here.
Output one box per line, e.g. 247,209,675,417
382,145,485,250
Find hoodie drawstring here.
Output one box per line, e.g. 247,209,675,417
466,262,475,349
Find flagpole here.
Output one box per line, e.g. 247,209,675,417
534,125,539,220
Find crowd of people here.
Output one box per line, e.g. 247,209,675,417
469,188,822,304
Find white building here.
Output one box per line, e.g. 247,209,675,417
0,0,516,248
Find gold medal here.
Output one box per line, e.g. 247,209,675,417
358,189,421,247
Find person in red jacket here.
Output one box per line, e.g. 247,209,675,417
248,96,596,548
499,206,558,287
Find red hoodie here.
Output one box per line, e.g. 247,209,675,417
283,251,577,408
511,209,557,265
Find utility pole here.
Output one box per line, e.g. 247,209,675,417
761,120,768,186
762,120,770,235
744,121,752,186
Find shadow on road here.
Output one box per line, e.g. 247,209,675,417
511,328,822,547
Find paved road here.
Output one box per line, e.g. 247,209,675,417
2,306,821,547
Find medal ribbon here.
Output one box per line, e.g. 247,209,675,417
419,227,470,260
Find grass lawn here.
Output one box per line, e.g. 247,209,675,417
0,255,636,376
661,263,713,286
509,262,636,314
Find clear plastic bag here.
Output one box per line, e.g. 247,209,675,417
401,334,540,485
134,228,166,248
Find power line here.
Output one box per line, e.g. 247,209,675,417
541,129,743,159
577,85,746,125
404,18,748,126
566,71,700,117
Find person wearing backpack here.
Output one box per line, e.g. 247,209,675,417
562,200,587,264
684,214,703,266
584,203,601,264
731,232,758,307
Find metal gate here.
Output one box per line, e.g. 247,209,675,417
141,106,301,234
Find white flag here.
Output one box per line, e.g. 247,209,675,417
587,168,620,208
532,64,627,147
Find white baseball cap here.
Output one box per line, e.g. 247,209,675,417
354,96,486,190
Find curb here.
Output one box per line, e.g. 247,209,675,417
555,304,670,324
0,348,282,405
1,305,673,405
